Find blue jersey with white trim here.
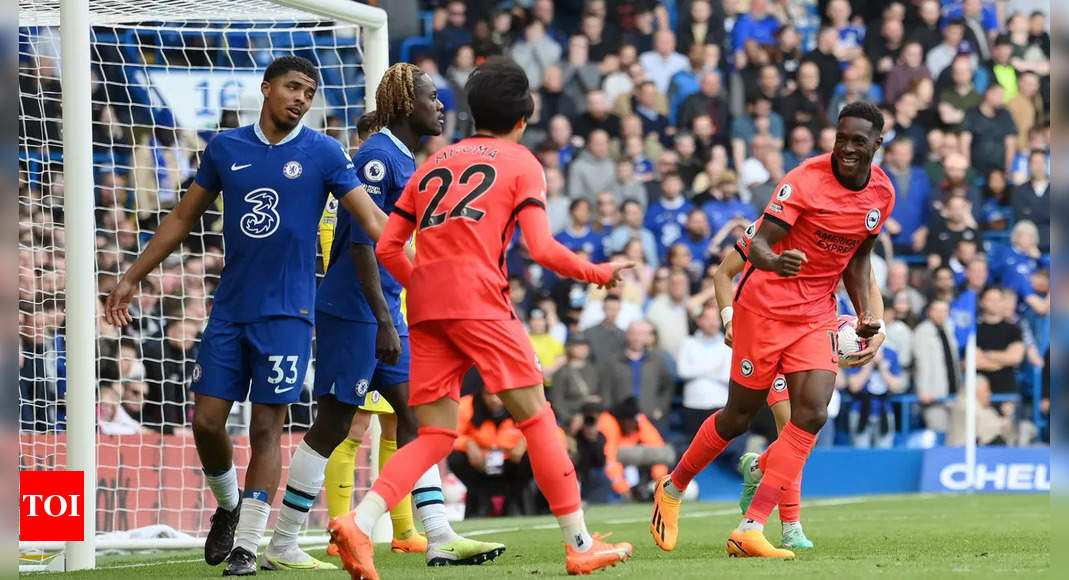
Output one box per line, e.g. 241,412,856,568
315,130,411,332
194,123,362,323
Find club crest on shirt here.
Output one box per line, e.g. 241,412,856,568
534,354,543,371
772,377,787,392
191,364,202,383
776,183,793,201
865,208,881,231
744,221,757,239
363,159,387,183
740,359,754,377
283,160,302,179
355,379,370,398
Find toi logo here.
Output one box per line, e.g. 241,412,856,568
20,471,84,541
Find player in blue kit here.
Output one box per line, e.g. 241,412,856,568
103,56,388,576
262,62,505,571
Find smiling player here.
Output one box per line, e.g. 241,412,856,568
650,102,895,559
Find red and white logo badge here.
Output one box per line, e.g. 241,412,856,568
20,471,84,541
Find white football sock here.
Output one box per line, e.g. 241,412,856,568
558,510,593,552
354,491,388,537
233,492,271,555
782,520,803,534
738,518,764,532
269,441,328,555
204,466,239,511
749,455,765,481
662,477,685,500
412,466,460,545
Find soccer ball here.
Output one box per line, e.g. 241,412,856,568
836,315,867,361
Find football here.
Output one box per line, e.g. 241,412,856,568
836,315,867,361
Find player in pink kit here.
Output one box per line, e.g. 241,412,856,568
651,102,895,558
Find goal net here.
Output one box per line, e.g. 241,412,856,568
18,0,387,566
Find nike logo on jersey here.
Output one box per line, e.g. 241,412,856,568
231,162,253,171
274,385,296,394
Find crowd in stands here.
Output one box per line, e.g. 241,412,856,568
18,0,1050,504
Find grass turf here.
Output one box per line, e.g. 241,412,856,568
24,494,1048,579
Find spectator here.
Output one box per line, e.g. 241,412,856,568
644,171,694,259
599,397,675,500
863,17,905,82
639,30,689,94
607,199,658,266
98,382,143,435
936,54,982,130
141,318,198,435
1005,73,1043,151
752,63,785,110
826,0,865,63
527,308,565,387
1009,125,1049,186
433,0,473,73
883,260,926,317
547,115,578,170
448,389,537,517
884,41,930,106
948,374,1015,446
511,18,562,91
731,0,780,54
120,379,149,425
676,306,730,439
926,19,975,79
992,220,1048,317
543,167,570,234
645,269,691,360
132,122,182,224
579,11,617,63
677,1,718,55
827,59,883,125
551,335,602,420
599,320,676,432
845,345,904,448
555,198,604,260
562,35,602,116
539,65,578,121
802,26,844,104
925,194,979,268
673,133,704,186
667,43,719,127
564,403,611,503
907,0,943,54
730,97,784,176
912,299,960,433
1027,10,1050,57
572,90,621,140
932,151,983,220
882,138,931,253
783,126,817,172
976,286,1025,395
609,159,649,208
946,0,998,61
567,129,615,203
779,61,826,138
594,191,619,237
631,81,670,145
962,84,1018,177
1010,150,1050,251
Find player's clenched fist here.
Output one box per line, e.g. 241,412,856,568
601,260,637,289
774,249,807,277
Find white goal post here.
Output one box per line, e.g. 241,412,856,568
18,0,387,571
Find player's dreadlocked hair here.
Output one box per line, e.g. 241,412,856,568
375,62,422,127
263,55,318,84
838,101,884,134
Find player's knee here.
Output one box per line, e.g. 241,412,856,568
248,415,283,447
192,408,227,438
791,404,828,433
716,408,754,439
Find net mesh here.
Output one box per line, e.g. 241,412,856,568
19,0,376,541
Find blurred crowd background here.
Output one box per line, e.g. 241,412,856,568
19,0,1050,507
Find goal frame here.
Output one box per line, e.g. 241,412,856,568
49,0,388,571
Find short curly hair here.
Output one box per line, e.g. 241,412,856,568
838,101,884,134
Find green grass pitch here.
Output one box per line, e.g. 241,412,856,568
26,494,1048,579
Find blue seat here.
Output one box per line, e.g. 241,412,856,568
399,11,434,65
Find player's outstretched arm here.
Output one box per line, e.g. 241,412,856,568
104,182,219,327
375,213,417,288
516,203,630,287
338,185,388,242
713,248,746,346
351,243,402,365
749,219,807,277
